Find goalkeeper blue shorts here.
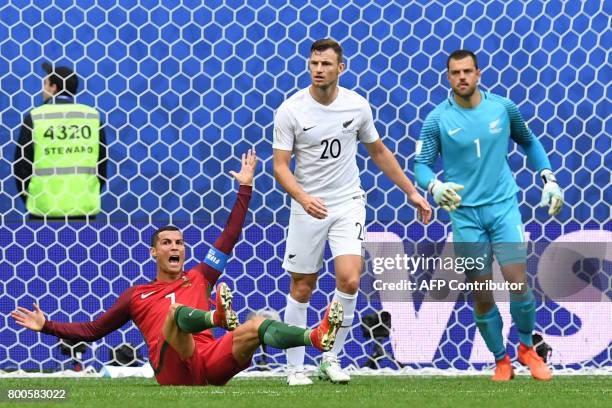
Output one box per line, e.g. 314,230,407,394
450,195,526,277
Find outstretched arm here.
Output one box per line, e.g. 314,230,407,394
364,139,431,224
199,149,256,283
215,148,256,254
11,287,134,342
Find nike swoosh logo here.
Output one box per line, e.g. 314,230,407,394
140,291,158,299
343,118,354,128
288,254,296,259
189,310,195,316
448,128,462,136
303,126,316,132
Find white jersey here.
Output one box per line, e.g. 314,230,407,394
273,86,380,210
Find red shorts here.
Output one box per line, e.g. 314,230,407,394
153,332,250,386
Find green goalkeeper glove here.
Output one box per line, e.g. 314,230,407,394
429,180,464,212
539,169,564,216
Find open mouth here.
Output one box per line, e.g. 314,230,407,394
169,255,180,265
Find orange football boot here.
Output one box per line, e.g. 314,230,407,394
213,282,239,330
492,354,515,381
310,300,343,352
518,343,552,381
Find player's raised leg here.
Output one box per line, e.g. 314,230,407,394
231,300,344,368
162,303,196,360
162,282,239,359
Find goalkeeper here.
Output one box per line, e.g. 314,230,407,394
414,50,563,381
11,149,344,386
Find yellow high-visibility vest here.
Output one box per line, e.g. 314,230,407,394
27,103,101,217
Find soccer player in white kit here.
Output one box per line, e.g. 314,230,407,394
273,39,432,385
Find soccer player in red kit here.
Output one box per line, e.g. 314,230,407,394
11,149,344,386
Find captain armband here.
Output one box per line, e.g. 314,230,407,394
203,247,229,271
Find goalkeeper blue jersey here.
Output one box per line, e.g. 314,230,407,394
414,90,551,207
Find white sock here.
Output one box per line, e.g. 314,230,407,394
284,294,308,371
325,289,357,359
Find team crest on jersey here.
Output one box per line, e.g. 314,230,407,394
180,275,191,288
489,118,502,134
342,117,356,134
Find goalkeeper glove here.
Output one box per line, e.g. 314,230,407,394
429,180,464,212
539,169,564,216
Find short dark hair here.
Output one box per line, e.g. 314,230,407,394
42,62,79,96
447,50,478,70
310,38,343,63
151,225,181,247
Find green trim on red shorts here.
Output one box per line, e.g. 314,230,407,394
152,340,170,375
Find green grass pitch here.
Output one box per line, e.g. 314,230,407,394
1,376,610,408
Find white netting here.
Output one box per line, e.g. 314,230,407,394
0,1,609,375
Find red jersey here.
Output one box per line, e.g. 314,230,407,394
41,185,252,366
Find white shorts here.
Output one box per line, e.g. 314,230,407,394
282,195,366,274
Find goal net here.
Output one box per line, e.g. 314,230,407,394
0,1,609,376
